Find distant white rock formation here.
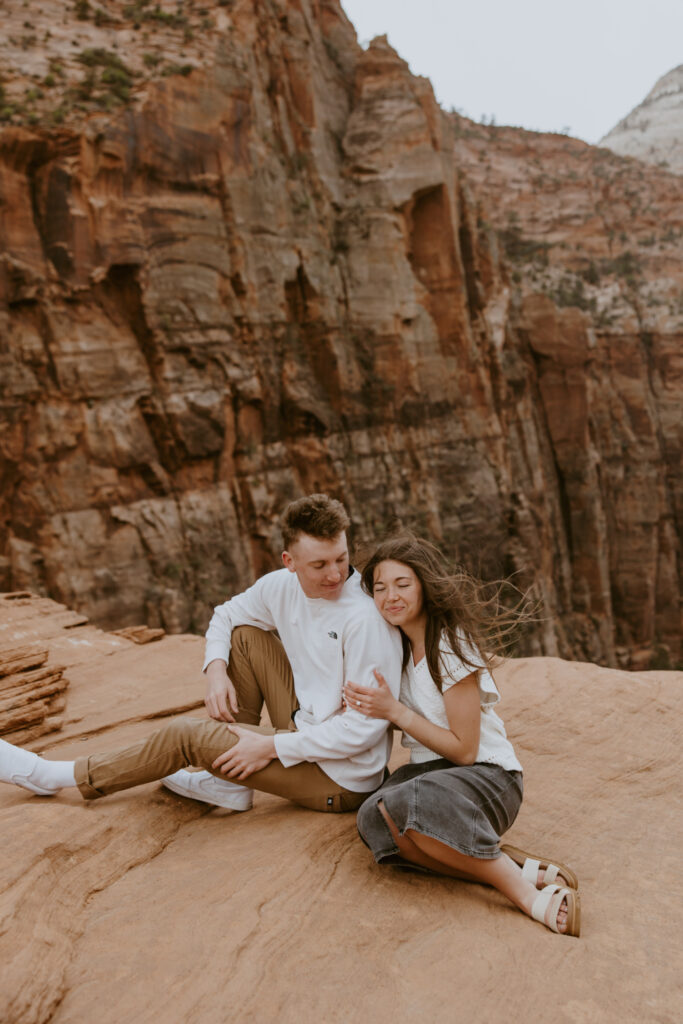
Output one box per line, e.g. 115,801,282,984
600,65,683,174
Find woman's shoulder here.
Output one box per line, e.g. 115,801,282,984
438,629,485,671
437,630,501,703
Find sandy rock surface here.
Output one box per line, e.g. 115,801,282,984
1,596,681,1023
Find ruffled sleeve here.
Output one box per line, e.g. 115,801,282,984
439,632,500,708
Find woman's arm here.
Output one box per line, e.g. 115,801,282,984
343,670,481,765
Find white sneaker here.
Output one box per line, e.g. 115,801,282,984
0,739,57,795
161,769,254,811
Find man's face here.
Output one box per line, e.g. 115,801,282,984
282,532,349,600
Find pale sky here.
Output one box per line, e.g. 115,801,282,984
340,0,683,143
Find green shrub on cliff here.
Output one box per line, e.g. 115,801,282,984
499,222,550,267
161,63,194,78
123,2,188,29
76,48,133,105
551,274,597,313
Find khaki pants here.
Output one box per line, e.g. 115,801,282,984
74,627,369,812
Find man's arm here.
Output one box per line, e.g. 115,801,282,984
273,615,403,766
203,573,280,722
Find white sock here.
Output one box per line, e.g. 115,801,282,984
0,738,76,794
31,757,77,790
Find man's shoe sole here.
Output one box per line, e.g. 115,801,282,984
161,774,253,811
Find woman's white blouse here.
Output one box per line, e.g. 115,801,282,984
399,636,522,772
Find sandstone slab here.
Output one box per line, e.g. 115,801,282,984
0,597,680,1023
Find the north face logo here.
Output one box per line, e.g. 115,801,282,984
328,631,338,639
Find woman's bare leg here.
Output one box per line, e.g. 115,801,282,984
378,801,569,931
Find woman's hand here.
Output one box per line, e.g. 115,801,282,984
343,670,401,723
211,726,276,780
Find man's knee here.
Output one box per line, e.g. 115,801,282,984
230,625,264,656
164,717,203,745
162,716,210,757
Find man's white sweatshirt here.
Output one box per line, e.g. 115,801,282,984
204,568,403,792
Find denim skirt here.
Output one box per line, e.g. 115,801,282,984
356,758,523,863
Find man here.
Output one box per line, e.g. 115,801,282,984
0,494,402,814
164,492,403,811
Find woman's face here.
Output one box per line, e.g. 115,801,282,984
372,559,425,631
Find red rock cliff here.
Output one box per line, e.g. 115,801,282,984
0,1,680,668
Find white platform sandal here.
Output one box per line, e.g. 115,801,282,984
531,884,581,937
501,843,579,889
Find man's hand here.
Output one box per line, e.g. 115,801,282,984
205,659,239,722
212,726,276,780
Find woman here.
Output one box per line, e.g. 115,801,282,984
343,535,580,937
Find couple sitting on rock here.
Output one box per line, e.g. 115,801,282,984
1,493,580,936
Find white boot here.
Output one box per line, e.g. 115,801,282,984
161,769,254,811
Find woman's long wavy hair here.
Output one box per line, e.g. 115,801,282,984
360,534,531,692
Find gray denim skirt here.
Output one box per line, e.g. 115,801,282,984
356,758,523,864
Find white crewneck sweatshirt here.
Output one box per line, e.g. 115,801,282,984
204,568,403,792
